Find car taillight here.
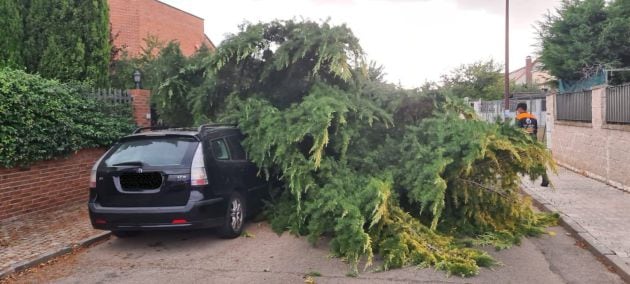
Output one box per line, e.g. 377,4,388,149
190,145,208,186
89,152,108,188
89,169,97,188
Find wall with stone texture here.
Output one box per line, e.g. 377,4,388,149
548,86,630,191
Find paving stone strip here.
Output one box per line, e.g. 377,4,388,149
522,167,630,282
0,203,108,278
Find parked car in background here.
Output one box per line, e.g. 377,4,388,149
88,125,268,238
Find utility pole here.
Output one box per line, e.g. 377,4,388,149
504,0,510,114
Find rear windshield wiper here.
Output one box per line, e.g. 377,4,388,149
111,161,146,167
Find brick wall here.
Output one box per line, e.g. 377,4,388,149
108,0,215,57
548,86,630,191
130,89,151,127
0,149,106,221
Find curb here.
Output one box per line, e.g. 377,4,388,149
0,232,111,280
523,187,630,283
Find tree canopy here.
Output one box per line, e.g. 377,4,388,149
538,0,630,81
156,20,556,277
0,0,111,86
0,0,23,68
441,60,504,100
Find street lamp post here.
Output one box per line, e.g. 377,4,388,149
133,70,142,89
504,0,510,115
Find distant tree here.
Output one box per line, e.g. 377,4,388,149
78,0,111,86
0,0,23,67
537,0,612,80
601,0,630,66
21,0,111,85
441,60,504,100
149,42,193,126
22,0,48,73
109,36,165,90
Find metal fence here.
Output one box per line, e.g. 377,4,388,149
86,89,133,104
556,90,592,122
477,100,515,122
606,84,630,124
475,99,546,126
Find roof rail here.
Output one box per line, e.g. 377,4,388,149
132,124,237,135
197,123,238,132
132,126,175,134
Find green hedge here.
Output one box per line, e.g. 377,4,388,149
0,68,135,168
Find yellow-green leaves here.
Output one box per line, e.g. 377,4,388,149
212,20,555,278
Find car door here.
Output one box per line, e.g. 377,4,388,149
225,135,267,210
226,135,265,190
207,137,247,197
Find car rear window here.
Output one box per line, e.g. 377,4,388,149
104,136,198,167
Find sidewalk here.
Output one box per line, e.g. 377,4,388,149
0,203,109,278
522,167,630,281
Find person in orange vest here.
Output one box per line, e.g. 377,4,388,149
516,103,549,187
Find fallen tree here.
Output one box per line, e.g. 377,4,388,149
162,20,557,277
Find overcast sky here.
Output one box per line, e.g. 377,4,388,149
161,0,561,87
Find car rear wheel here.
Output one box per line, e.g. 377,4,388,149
218,192,246,239
111,230,140,238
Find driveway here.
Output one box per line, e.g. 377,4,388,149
6,222,623,284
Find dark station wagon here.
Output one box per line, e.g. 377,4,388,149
88,125,267,238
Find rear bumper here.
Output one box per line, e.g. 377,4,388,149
89,196,227,231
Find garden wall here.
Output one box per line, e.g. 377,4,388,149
547,86,630,192
0,88,152,221
0,148,105,221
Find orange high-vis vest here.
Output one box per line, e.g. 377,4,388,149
515,112,538,137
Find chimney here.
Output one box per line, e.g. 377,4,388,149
525,56,533,87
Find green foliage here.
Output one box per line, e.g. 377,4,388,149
77,0,111,86
110,39,213,126
305,271,322,277
0,0,23,67
0,68,134,168
441,60,505,100
538,0,630,81
110,36,168,90
153,20,557,277
146,42,191,126
3,0,111,85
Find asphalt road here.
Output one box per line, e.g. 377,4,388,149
7,222,624,284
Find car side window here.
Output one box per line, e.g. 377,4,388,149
211,139,230,160
227,136,247,161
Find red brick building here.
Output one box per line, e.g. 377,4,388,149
108,0,215,57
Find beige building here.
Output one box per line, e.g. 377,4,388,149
510,56,554,89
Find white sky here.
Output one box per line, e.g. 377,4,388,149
161,0,561,88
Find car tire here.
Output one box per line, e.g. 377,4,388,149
111,230,140,238
218,192,246,239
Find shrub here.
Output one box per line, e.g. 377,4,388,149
0,68,134,168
